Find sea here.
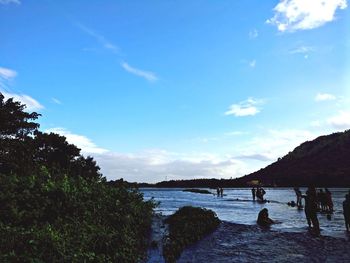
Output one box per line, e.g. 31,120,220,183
142,188,350,262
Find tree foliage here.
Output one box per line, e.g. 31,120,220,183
0,92,155,262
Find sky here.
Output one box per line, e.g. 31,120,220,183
1,0,349,183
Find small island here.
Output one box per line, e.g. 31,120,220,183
183,188,212,194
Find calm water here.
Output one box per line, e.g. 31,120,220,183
142,188,349,238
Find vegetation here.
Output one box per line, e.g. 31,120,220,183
0,93,155,262
163,206,220,263
183,188,212,194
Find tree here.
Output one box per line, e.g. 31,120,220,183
0,93,40,139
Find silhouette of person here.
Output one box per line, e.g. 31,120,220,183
257,208,274,227
220,187,224,197
294,187,302,207
302,187,320,233
325,188,333,213
256,187,266,202
251,187,256,201
343,194,350,232
217,187,220,197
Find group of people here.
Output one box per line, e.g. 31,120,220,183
216,187,224,197
251,187,266,202
257,187,350,234
294,187,334,213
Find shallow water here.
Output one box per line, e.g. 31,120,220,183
178,221,350,263
141,188,350,238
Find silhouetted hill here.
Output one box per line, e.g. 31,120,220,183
239,129,350,187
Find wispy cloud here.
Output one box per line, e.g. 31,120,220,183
249,60,256,68
121,62,158,82
46,128,108,154
267,0,348,32
236,153,274,162
0,0,20,5
249,29,258,39
290,46,315,54
0,67,17,80
52,98,62,104
224,131,247,136
225,98,264,117
76,23,120,54
0,66,44,111
2,91,44,111
76,23,158,82
315,93,336,101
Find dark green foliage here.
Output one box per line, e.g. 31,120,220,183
0,170,155,262
163,206,220,263
183,188,212,194
0,92,156,261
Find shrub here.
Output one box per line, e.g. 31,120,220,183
163,206,220,263
0,170,155,262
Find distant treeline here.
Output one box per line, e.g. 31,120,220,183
138,178,245,188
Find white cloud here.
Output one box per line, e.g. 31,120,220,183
290,46,315,54
121,62,158,82
94,150,250,183
52,98,62,104
2,91,44,111
315,93,336,101
267,0,348,32
0,67,43,111
76,23,159,82
249,60,256,68
0,0,20,4
0,67,17,80
224,131,247,136
249,29,258,39
327,111,350,130
225,98,263,117
237,129,319,162
310,120,322,127
236,153,274,162
45,128,108,154
76,23,119,54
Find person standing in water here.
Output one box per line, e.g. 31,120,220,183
325,188,333,213
343,194,350,232
251,187,256,201
302,187,320,233
220,187,224,197
294,187,302,207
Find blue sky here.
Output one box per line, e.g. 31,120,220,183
1,0,349,182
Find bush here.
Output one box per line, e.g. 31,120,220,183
163,206,220,263
0,169,155,262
